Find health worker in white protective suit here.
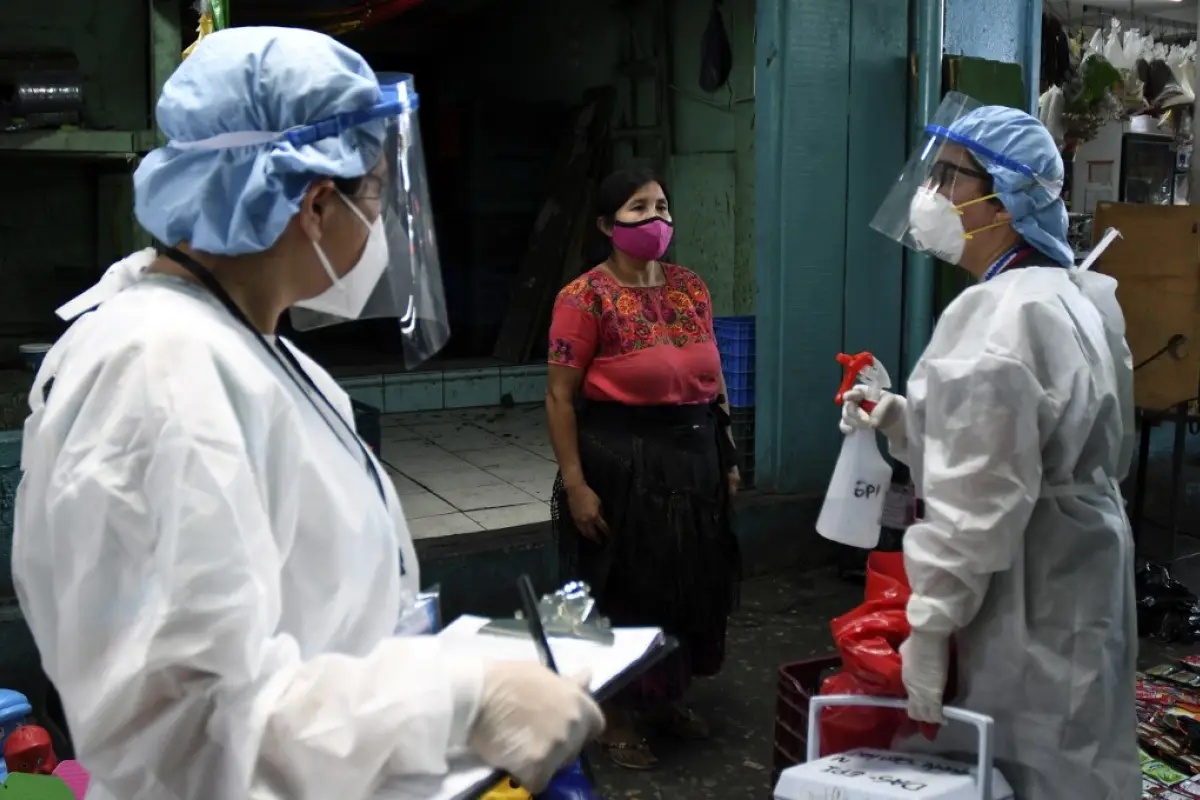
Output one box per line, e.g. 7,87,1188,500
841,93,1139,798
12,27,603,800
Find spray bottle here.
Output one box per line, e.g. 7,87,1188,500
815,352,895,549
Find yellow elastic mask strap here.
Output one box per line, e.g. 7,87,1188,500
952,193,1006,240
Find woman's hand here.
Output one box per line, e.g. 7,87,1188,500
727,466,741,496
566,484,609,542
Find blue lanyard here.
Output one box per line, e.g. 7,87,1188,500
981,244,1035,282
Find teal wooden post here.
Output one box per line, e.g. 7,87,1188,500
903,0,944,383
754,0,852,493
843,0,908,382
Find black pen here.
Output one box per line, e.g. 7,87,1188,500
515,574,599,790
517,574,558,672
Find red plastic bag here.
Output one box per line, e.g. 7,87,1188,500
817,552,951,756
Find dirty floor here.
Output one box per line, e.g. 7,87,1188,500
581,565,1196,799
584,567,855,799
586,409,1200,799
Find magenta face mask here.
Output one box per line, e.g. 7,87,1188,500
611,217,674,261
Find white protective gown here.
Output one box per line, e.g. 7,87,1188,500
893,265,1139,799
13,250,482,800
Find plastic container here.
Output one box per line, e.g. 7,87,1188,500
713,315,755,408
17,344,51,374
774,695,1015,799
0,689,31,752
773,655,841,784
53,761,91,799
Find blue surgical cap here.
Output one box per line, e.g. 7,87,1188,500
134,27,386,256
948,106,1074,268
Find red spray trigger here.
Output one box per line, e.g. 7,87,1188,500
834,352,880,412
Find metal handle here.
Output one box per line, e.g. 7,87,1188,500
806,694,995,800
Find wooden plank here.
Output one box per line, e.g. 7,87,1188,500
1092,202,1200,411
492,87,615,364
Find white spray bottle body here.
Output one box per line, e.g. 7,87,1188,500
815,353,895,549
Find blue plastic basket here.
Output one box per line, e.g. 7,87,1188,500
714,316,755,408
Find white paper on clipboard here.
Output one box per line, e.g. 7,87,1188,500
372,615,666,800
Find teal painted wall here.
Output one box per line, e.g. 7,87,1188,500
667,0,756,316
947,0,1042,112
754,0,908,493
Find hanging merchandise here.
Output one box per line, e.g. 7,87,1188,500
815,353,894,550
1042,13,1075,90
182,0,229,60
698,0,732,93
1039,84,1067,148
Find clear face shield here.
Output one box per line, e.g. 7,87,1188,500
869,92,1063,265
287,77,448,368
166,75,447,368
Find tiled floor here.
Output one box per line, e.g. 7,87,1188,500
379,404,558,538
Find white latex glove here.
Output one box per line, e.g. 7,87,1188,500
899,631,950,724
468,662,605,793
838,385,908,437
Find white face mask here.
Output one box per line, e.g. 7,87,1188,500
908,186,966,265
297,191,389,319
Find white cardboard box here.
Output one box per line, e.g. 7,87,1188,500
774,747,1014,800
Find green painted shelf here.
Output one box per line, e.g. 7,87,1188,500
0,129,156,156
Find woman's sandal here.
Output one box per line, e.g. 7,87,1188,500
600,737,659,770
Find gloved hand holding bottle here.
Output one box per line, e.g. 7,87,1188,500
468,663,605,794
839,385,910,464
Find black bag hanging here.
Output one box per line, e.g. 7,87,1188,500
699,0,732,93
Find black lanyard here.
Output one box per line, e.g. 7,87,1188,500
160,247,393,519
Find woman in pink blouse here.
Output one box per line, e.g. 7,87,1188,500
545,165,741,769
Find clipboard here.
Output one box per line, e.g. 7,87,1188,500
372,619,679,800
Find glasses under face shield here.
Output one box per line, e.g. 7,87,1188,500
869,91,1062,262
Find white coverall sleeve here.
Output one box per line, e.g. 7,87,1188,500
24,341,482,800
904,351,1047,638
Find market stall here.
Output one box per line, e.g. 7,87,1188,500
1041,6,1197,256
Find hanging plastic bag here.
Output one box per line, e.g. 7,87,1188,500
698,0,732,93
1104,20,1126,70
816,552,954,756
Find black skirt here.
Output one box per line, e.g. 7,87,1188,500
553,400,740,687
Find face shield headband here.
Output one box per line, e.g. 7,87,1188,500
167,77,449,368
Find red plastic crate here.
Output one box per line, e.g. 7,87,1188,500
772,654,841,786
